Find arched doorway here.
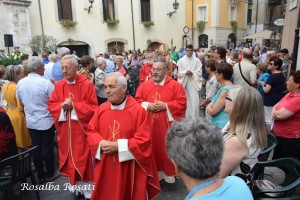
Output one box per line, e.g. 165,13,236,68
58,41,90,58
198,34,208,48
147,42,160,52
107,41,125,54
227,33,237,49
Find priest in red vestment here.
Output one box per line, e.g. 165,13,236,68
48,55,98,198
139,52,154,85
135,58,187,183
87,72,160,200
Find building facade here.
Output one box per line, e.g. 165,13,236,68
281,0,300,70
246,0,284,47
0,0,32,54
27,0,185,57
185,0,248,50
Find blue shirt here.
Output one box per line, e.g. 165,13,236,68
257,72,270,100
104,59,115,74
16,74,54,130
190,176,253,200
52,60,64,81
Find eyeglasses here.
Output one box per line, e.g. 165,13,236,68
61,66,73,70
269,63,275,66
225,96,232,101
151,68,164,72
186,49,193,52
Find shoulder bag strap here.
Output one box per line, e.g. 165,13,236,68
238,62,253,87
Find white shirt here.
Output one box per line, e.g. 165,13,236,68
16,73,54,130
44,62,55,80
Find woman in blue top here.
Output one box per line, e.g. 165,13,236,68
207,62,234,128
166,117,253,200
256,62,270,100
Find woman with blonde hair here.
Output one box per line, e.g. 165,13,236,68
220,87,268,188
2,65,31,149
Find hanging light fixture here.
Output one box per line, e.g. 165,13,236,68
167,0,179,17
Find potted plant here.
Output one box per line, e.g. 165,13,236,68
106,19,119,27
67,38,75,44
230,21,238,33
60,20,77,29
197,21,206,33
143,21,154,27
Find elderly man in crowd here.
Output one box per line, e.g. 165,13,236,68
135,58,186,184
87,72,160,200
16,57,59,184
52,47,70,81
177,44,203,119
48,55,98,199
139,52,154,85
44,53,58,81
232,48,257,87
166,117,253,199
95,57,107,105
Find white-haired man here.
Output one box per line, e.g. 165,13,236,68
48,55,98,199
16,57,59,184
87,72,160,200
51,47,70,81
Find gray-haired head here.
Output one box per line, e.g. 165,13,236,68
166,117,224,180
96,57,106,66
104,52,110,59
61,55,78,66
105,72,127,87
48,54,58,62
153,57,167,69
28,56,44,73
4,65,24,82
57,47,70,59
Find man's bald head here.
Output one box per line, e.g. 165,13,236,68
243,48,253,60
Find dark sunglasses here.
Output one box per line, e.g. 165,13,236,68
225,96,232,101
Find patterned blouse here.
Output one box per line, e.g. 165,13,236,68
205,75,221,101
79,68,93,82
95,68,106,98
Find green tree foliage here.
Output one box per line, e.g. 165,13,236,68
29,35,58,54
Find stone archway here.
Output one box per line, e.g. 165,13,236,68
147,42,160,52
57,35,96,57
107,41,124,54
104,38,128,54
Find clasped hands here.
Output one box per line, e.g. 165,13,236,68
186,70,193,75
62,98,73,111
147,101,166,113
101,140,118,154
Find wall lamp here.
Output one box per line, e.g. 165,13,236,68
167,0,179,17
86,0,94,14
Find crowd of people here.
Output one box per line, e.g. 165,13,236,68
0,42,299,200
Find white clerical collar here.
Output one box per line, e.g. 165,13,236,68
111,98,127,110
154,75,166,86
66,80,76,84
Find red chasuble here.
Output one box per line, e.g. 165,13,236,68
48,75,98,185
139,63,153,85
87,97,160,200
135,76,186,176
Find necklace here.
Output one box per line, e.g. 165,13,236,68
185,178,218,200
